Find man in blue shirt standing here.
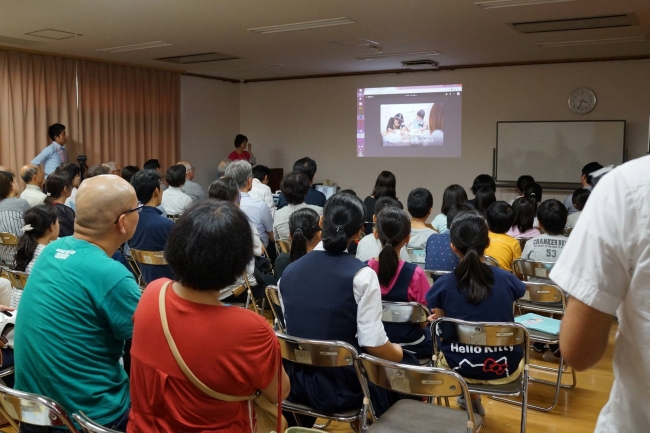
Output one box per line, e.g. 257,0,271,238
128,169,175,283
32,123,68,177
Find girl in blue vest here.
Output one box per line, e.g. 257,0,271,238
426,210,526,416
279,193,411,427
367,207,432,358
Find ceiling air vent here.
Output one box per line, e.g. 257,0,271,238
157,52,238,64
511,14,638,34
401,60,439,70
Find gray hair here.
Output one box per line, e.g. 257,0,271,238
216,158,232,179
224,160,252,189
21,165,40,183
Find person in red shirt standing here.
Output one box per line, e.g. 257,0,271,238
228,134,257,165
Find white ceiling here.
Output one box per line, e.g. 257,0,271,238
1,0,649,81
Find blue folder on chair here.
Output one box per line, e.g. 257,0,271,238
515,313,561,335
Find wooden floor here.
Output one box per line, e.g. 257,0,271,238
0,320,616,433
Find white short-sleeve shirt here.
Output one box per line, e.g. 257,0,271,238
550,155,650,432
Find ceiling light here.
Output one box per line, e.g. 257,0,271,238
476,0,577,9
25,29,80,40
157,52,238,64
331,38,380,47
511,14,637,34
96,41,173,53
357,50,440,60
248,17,355,34
536,36,646,48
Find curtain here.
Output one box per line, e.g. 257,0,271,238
0,49,78,175
77,60,180,171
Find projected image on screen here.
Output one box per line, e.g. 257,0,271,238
357,84,461,158
380,103,443,147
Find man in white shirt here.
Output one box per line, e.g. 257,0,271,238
161,164,192,216
551,155,650,433
19,164,46,207
176,160,206,202
250,165,276,217
225,160,274,249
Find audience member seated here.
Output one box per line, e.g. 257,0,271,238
273,172,323,242
102,161,122,175
431,184,467,234
276,157,326,210
356,197,410,263
509,175,534,205
522,199,568,269
15,175,142,432
121,165,140,184
19,165,46,207
0,304,15,386
143,158,162,173
425,204,472,272
86,164,110,178
0,171,30,236
279,193,413,427
250,165,277,217
54,162,82,211
426,211,526,416
13,205,59,274
523,181,543,227
507,197,541,239
228,134,257,165
177,160,206,202
129,200,288,431
161,164,192,215
566,188,590,228
208,177,266,301
129,170,175,283
406,187,435,250
474,187,496,215
368,207,431,358
563,161,602,214
274,208,321,280
216,158,232,178
363,170,400,234
44,172,75,237
484,201,521,271
225,161,274,251
468,174,495,207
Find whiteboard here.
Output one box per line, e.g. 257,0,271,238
496,121,625,183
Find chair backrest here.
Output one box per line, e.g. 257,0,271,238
423,269,451,286
276,332,358,368
2,268,29,309
0,233,19,266
0,233,18,246
483,255,499,267
167,214,180,222
0,383,79,431
563,226,573,237
130,249,168,266
73,411,121,433
516,238,528,251
522,281,567,309
265,286,286,333
356,354,477,430
381,301,430,324
276,240,291,254
512,258,555,280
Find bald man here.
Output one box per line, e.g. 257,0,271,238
177,160,206,202
15,175,141,432
19,164,46,207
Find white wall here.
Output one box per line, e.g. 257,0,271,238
239,60,650,211
180,75,240,190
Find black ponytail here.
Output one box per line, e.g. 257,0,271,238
44,173,72,205
449,211,494,304
288,208,321,263
321,193,365,253
376,207,411,287
14,205,58,272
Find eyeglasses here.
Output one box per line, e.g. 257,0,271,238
114,203,145,224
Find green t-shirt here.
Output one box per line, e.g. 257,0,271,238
15,237,141,425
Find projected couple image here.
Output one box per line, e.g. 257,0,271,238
381,103,444,147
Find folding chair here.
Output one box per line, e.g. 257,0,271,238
512,259,555,286
265,285,286,332
380,301,431,365
431,317,529,432
512,259,563,315
1,267,28,309
356,353,482,433
167,214,180,222
276,239,291,255
0,232,18,267
276,332,365,428
130,249,169,287
0,383,79,431
562,226,573,237
119,247,145,290
73,411,121,433
483,255,499,267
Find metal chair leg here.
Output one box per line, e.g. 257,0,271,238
313,420,331,429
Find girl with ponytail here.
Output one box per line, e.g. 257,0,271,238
507,197,540,239
45,173,75,237
426,210,526,416
367,207,432,358
14,205,59,273
274,208,321,279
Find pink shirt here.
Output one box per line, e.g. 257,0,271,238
506,226,540,239
367,259,430,305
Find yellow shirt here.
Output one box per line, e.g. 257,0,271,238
485,232,522,271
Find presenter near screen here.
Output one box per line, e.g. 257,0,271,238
228,134,257,165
